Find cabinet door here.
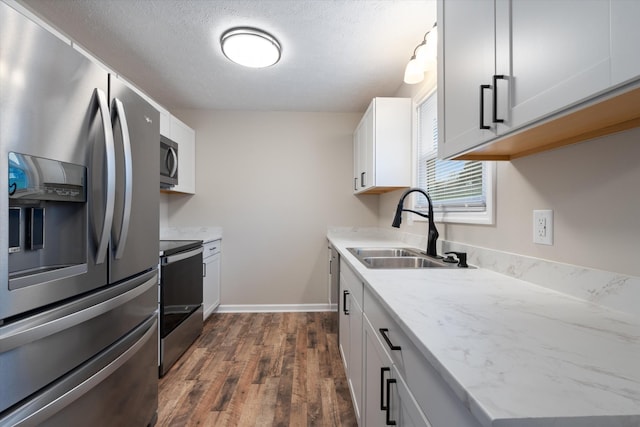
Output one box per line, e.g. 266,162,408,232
353,124,360,192
500,0,611,130
348,296,363,423
392,366,432,427
364,319,392,427
169,116,196,194
354,102,374,194
203,250,220,320
438,0,497,159
364,319,431,427
159,109,171,138
339,262,364,424
361,102,374,191
611,0,640,86
338,278,350,372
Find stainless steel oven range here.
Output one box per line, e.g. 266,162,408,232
159,240,204,376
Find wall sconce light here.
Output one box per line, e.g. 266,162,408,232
403,22,437,85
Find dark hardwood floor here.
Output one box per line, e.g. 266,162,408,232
158,312,357,426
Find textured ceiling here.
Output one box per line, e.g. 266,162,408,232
19,0,436,113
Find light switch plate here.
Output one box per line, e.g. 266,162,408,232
533,210,553,245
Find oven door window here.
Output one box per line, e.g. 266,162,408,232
160,252,202,338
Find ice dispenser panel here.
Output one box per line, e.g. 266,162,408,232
8,152,87,289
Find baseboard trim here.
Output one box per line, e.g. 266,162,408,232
216,303,337,313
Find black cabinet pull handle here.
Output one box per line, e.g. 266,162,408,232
379,328,401,351
492,74,506,123
380,367,391,410
361,172,366,187
354,177,358,191
479,84,491,130
385,378,397,425
343,290,350,315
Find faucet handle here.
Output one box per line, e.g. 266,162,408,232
444,251,468,268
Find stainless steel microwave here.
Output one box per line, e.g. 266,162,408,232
160,135,178,188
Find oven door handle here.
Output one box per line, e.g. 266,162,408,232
161,247,203,266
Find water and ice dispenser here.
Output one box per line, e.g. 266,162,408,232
8,152,87,289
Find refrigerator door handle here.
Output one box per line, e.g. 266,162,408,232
95,88,116,265
112,98,133,260
0,273,157,353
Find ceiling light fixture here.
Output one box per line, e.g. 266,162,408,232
220,27,281,68
403,22,437,85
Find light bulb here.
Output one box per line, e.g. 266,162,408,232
404,56,424,84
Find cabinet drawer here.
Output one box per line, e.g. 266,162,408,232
339,260,363,308
364,288,481,427
203,240,221,261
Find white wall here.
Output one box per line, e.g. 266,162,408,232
381,80,640,277
161,110,379,306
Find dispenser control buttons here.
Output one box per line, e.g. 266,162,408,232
9,207,21,253
26,207,45,250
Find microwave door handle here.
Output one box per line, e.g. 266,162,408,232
168,146,178,178
94,88,115,265
112,98,132,260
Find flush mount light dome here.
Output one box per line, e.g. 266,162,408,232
220,27,281,68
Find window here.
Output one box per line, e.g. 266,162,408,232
414,90,495,224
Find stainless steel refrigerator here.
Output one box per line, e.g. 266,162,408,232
1,3,159,425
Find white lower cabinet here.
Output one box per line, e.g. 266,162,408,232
339,260,364,425
202,240,221,320
338,259,483,427
364,318,431,427
364,287,482,427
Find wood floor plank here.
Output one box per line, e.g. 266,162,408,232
289,327,308,426
272,332,296,426
158,312,356,426
255,376,281,426
306,348,322,426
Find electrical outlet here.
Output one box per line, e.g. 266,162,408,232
533,210,553,245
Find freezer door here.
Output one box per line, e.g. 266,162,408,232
0,315,158,427
108,76,160,284
1,2,110,320
0,270,157,414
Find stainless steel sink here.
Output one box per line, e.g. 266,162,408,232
347,247,421,258
362,256,449,269
346,247,474,269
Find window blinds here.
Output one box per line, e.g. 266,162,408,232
416,92,486,212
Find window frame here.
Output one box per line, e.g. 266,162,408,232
410,88,496,225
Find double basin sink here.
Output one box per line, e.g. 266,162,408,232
347,247,472,269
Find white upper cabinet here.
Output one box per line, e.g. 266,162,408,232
500,0,611,131
353,97,412,194
437,0,498,159
438,0,640,160
158,109,171,138
611,0,640,86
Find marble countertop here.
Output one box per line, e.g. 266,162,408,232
327,231,640,427
160,226,222,243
